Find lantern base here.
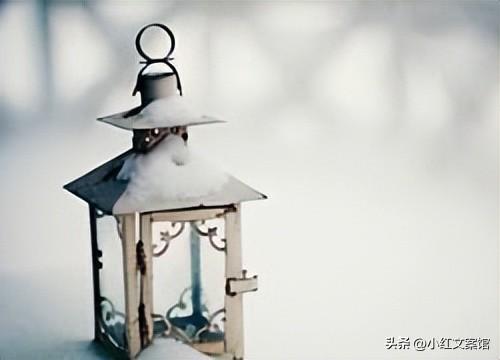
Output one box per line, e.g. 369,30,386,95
192,340,225,355
152,314,226,356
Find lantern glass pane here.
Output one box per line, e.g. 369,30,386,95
95,214,127,351
151,217,226,354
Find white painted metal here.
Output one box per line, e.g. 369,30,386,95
224,205,245,360
150,208,227,222
227,275,258,296
119,214,141,358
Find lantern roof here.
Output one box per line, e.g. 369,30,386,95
98,94,225,131
64,23,266,214
63,147,266,215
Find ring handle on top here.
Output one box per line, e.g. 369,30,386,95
132,23,182,96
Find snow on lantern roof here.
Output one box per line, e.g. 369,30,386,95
97,95,225,131
63,139,266,215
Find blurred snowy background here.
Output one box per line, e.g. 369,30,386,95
0,1,498,359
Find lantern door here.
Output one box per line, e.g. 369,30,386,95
139,206,257,359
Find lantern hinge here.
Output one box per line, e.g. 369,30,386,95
136,240,146,275
225,270,258,297
138,302,149,347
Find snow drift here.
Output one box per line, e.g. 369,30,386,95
113,135,229,214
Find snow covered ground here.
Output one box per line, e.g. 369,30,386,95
0,2,498,359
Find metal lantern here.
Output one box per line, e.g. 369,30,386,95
64,23,266,360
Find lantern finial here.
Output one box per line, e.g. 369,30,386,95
132,23,182,97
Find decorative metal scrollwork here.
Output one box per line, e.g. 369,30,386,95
152,312,171,336
100,297,126,325
161,287,225,345
156,287,199,343
194,308,226,340
98,297,127,350
153,222,185,257
153,312,194,344
193,221,226,252
166,287,194,320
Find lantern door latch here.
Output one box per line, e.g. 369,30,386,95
226,270,258,296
